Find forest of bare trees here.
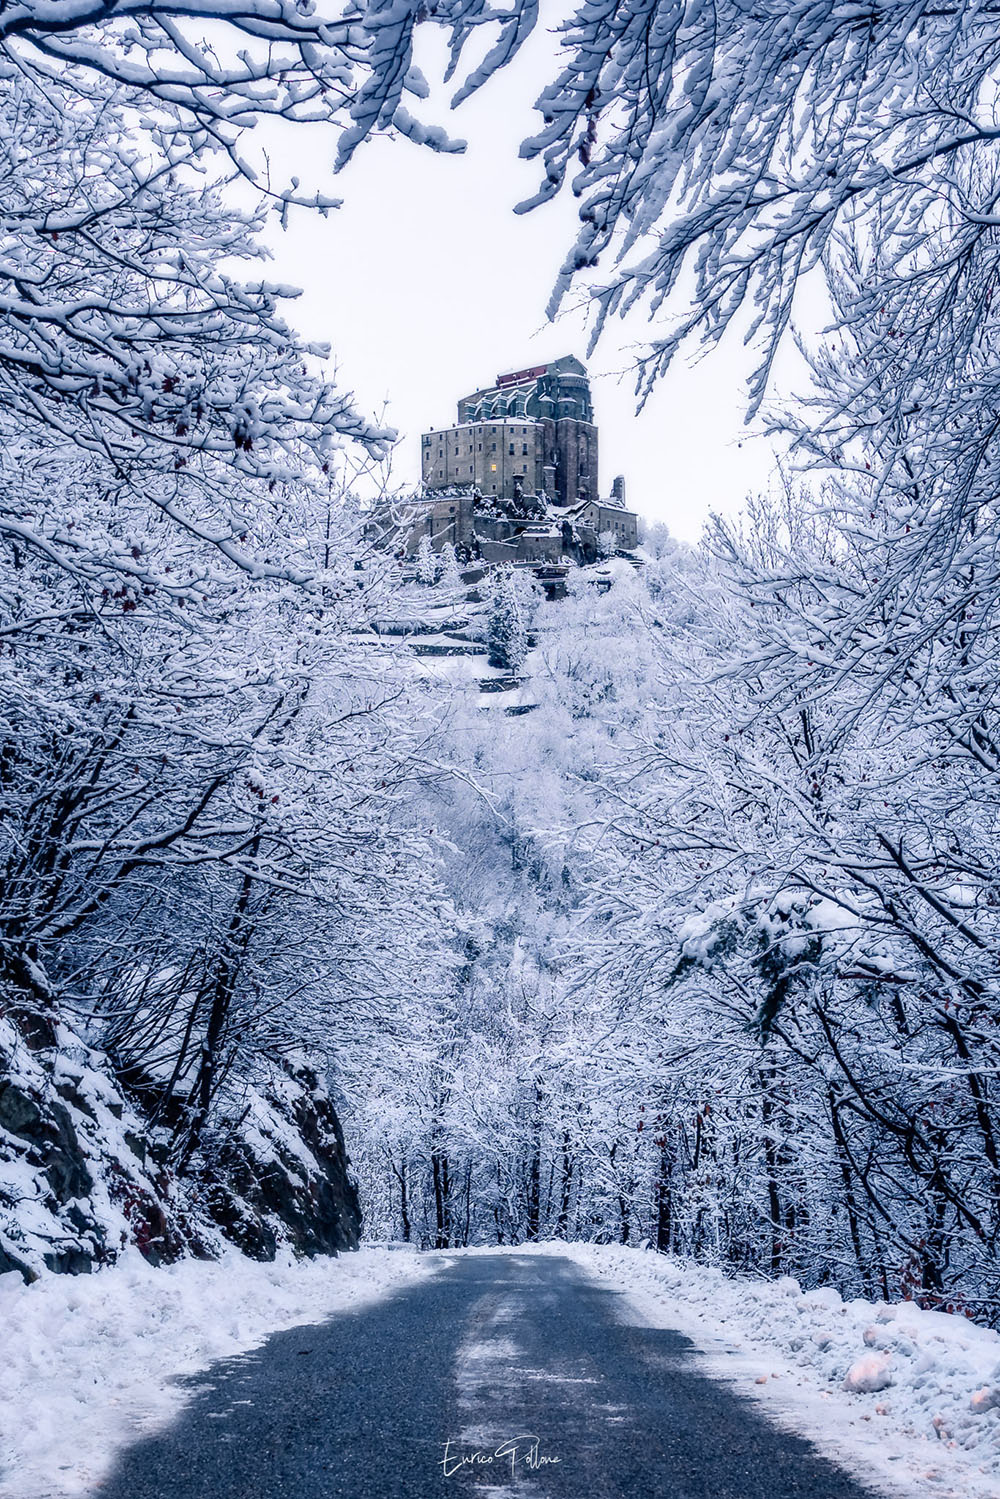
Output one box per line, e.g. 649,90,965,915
3,2,1000,1328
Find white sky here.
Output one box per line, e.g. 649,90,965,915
260,23,791,542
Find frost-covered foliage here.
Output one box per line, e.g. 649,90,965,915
10,1,1000,406
350,561,678,1253
453,1,1000,414
0,12,467,1277
7,0,1000,1329
485,563,532,672
348,532,1000,1327
436,542,462,589
571,519,1000,1317
0,1,505,194
414,534,436,585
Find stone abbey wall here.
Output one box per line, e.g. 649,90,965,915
422,357,600,508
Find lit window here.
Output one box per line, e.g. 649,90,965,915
491,463,497,472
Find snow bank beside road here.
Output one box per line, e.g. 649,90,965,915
550,1242,1000,1499
0,1246,437,1499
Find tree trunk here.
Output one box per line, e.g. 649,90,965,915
525,1080,543,1241
655,1135,673,1253
431,1144,451,1248
556,1130,574,1239
398,1154,411,1243
759,1073,783,1274
176,849,257,1174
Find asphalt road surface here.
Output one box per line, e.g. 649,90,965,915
95,1253,879,1499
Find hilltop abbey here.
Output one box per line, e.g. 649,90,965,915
407,357,638,566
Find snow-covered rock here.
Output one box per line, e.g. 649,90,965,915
0,1011,360,1283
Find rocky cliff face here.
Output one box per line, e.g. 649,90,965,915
0,1011,361,1283
194,1052,362,1262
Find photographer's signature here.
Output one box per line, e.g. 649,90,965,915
440,1435,562,1479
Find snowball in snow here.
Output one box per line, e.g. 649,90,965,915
844,1351,894,1393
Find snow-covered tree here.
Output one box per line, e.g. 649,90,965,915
436,542,463,589
486,564,531,672
0,52,462,1194
414,534,437,585
10,0,1000,1322
10,1,996,423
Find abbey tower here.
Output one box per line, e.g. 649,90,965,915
421,356,599,508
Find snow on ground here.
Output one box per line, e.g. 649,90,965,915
8,1240,1000,1499
527,1242,1000,1499
0,1246,438,1499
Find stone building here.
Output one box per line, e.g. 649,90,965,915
563,498,638,551
401,356,639,567
398,489,474,552
422,356,599,508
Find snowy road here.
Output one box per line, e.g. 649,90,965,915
93,1253,877,1499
